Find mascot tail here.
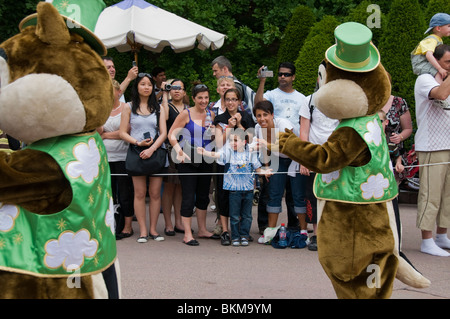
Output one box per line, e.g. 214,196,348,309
391,199,430,289
396,253,430,288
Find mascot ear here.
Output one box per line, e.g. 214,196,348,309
35,2,70,45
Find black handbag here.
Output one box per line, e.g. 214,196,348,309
125,144,166,176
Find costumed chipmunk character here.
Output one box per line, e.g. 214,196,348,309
0,1,119,298
278,22,430,299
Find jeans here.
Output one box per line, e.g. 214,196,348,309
229,191,253,240
267,157,306,214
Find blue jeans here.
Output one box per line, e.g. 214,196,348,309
229,191,253,240
267,157,306,214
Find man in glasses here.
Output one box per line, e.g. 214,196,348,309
255,62,305,134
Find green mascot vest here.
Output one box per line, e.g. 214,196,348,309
0,133,117,277
314,115,398,204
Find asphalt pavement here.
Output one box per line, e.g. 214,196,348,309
115,194,449,300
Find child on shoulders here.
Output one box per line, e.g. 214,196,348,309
411,13,450,82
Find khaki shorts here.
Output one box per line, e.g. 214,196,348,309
416,151,450,230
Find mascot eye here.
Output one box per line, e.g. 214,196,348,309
317,62,327,89
0,48,9,88
0,48,7,62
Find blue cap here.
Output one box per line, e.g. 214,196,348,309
425,13,450,34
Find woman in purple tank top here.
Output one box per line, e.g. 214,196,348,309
168,83,219,246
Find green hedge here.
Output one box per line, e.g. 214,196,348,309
293,15,340,96
378,0,426,147
277,5,316,67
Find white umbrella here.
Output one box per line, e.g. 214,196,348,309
94,0,226,62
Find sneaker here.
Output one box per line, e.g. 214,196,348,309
241,238,249,246
221,231,231,246
232,239,240,247
308,235,317,251
257,235,265,244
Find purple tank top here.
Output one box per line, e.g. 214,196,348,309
184,109,211,147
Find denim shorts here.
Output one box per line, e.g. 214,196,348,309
266,157,306,214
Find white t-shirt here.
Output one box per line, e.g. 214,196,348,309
264,88,305,134
299,95,339,145
255,117,293,158
103,112,128,162
414,74,450,152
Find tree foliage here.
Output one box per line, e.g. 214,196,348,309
277,5,316,68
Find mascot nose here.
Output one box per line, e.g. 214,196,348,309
315,79,369,120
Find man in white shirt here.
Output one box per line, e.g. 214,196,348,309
255,62,305,134
414,44,450,257
255,62,306,232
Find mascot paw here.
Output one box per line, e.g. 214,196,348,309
396,256,431,289
277,129,296,151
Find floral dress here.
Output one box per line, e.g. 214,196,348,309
385,96,409,155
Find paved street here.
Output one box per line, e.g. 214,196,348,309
115,197,449,300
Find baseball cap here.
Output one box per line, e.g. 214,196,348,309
425,13,450,34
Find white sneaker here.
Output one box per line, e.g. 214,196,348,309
232,239,240,247
258,235,265,244
241,238,249,246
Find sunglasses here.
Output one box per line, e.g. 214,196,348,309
138,73,152,78
170,85,184,91
278,72,293,77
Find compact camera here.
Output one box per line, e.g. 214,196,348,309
260,66,274,78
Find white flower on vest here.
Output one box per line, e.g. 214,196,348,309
66,138,100,183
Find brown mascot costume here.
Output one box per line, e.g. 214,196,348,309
278,22,430,299
0,1,119,298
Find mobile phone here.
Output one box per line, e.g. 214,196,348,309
132,61,137,67
143,132,150,139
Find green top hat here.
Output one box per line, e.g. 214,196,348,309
19,0,107,56
326,22,380,73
